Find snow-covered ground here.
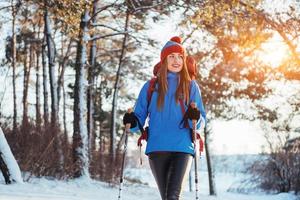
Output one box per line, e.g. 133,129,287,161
1,155,299,200
0,174,297,200
0,172,298,200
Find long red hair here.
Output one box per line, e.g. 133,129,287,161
156,58,191,110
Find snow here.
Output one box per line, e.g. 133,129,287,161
0,153,298,200
260,0,298,17
0,127,22,183
211,120,266,155
0,170,298,200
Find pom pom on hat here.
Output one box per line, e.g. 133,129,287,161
160,36,185,62
170,36,182,44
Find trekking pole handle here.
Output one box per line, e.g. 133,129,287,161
125,123,131,132
125,108,133,132
190,102,197,132
190,102,196,109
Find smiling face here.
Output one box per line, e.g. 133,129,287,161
167,53,184,73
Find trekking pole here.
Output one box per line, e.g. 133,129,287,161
191,102,199,200
118,110,132,200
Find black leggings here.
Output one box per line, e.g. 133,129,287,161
148,152,193,200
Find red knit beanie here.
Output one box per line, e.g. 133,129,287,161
160,36,185,62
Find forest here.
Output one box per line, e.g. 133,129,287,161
0,0,299,199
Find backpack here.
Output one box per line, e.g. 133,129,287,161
137,56,204,163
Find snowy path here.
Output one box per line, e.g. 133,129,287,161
0,177,298,200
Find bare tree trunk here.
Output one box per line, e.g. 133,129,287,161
11,0,18,134
62,79,67,140
42,38,49,127
57,38,72,108
22,43,31,128
73,10,90,178
204,119,216,196
0,152,11,184
58,32,68,140
110,11,130,159
44,4,64,172
87,0,99,156
98,79,104,153
0,127,22,184
44,6,58,127
36,50,42,131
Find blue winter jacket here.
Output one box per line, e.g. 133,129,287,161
133,72,206,155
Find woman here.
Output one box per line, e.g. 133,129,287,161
124,36,206,200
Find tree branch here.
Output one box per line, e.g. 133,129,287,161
0,5,12,11
91,23,122,32
89,32,128,41
130,2,167,13
88,0,120,23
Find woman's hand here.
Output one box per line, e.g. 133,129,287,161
122,108,137,128
187,102,200,121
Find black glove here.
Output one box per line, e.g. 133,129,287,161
123,112,137,128
186,104,200,121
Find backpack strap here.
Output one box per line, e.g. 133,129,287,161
137,126,149,147
197,133,204,156
137,127,148,165
147,77,157,108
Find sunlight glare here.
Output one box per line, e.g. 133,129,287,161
255,33,290,68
